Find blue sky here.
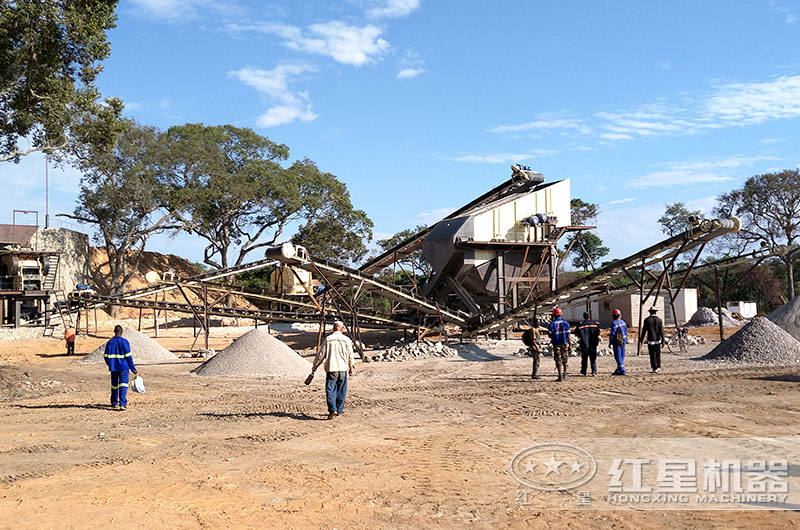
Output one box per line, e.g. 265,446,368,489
3,0,800,266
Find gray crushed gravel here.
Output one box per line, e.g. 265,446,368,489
688,307,742,327
79,327,177,364
767,295,800,342
698,316,800,365
193,328,311,378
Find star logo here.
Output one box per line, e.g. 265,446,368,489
521,458,538,474
542,454,565,476
570,459,584,474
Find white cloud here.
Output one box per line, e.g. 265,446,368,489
449,150,556,164
416,207,454,224
231,21,389,66
626,156,775,189
396,49,425,79
489,75,800,144
130,0,239,21
607,198,637,205
397,68,424,79
230,64,318,127
367,0,421,19
703,75,800,124
488,116,591,135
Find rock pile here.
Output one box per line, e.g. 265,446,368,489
79,328,177,364
698,317,800,365
370,340,457,362
768,295,800,342
688,307,742,327
665,332,706,347
193,328,311,377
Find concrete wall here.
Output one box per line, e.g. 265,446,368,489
32,227,91,294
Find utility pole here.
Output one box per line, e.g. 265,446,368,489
45,155,49,229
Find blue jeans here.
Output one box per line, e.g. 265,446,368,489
613,345,626,374
325,371,348,414
110,370,130,407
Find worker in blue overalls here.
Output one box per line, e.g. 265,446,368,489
104,325,138,411
609,308,628,375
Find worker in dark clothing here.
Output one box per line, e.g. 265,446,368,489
574,312,600,376
547,307,571,381
522,318,545,379
639,306,665,373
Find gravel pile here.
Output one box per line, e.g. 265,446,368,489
698,317,800,365
193,328,310,377
768,295,800,342
370,340,457,362
79,328,177,364
0,326,63,342
688,307,742,327
665,332,706,346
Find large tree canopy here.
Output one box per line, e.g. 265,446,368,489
163,124,372,269
714,169,800,299
564,198,607,271
66,118,176,295
0,0,118,162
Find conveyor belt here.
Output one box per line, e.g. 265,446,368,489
466,218,741,337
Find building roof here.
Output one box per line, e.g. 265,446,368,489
0,224,37,246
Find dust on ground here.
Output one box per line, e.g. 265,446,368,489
1,324,798,529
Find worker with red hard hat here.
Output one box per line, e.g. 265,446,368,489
609,308,628,375
547,307,571,381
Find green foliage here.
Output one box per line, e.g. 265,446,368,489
570,198,598,226
658,202,702,236
0,0,118,162
68,118,176,294
565,198,607,271
162,124,372,269
233,268,273,293
714,169,800,299
377,226,430,277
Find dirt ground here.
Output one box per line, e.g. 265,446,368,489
1,325,799,529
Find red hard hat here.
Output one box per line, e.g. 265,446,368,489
553,307,562,316
612,308,621,317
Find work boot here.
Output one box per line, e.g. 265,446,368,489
531,372,542,380
563,373,570,380
327,412,338,420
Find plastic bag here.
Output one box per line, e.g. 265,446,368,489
131,374,146,393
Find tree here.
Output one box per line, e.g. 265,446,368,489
714,169,800,300
65,119,177,295
658,202,702,237
568,231,609,271
565,198,607,271
0,0,118,162
570,198,598,226
377,226,431,279
163,124,372,270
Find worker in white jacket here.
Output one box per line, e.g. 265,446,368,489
312,321,356,420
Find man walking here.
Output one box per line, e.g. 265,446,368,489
547,307,571,381
103,325,137,411
312,321,356,420
610,308,628,375
522,318,545,379
574,312,600,376
639,307,665,373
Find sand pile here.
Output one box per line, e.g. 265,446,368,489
193,328,311,378
768,295,800,342
687,307,742,327
79,328,177,364
698,317,800,365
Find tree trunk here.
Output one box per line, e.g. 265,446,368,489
788,256,796,301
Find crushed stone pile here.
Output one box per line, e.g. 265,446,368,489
193,328,310,377
687,307,742,327
768,295,800,342
371,340,457,362
698,317,800,365
79,328,177,364
664,332,706,347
